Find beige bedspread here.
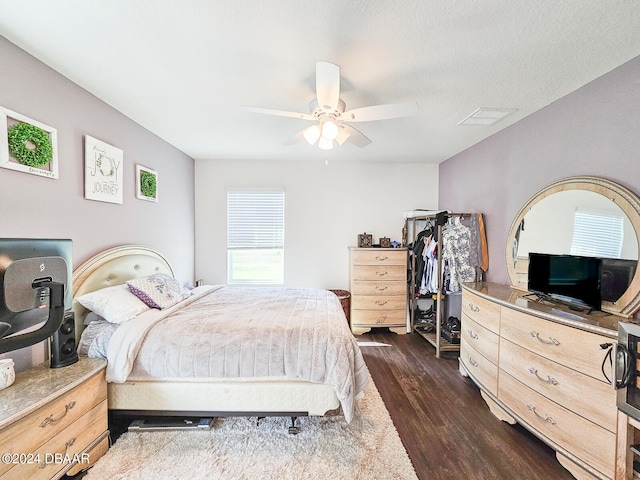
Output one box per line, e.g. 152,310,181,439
112,286,368,422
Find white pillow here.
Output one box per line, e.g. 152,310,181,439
77,285,150,324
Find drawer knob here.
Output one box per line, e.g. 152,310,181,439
375,286,388,291
376,316,388,324
375,300,388,306
528,367,559,385
375,256,388,261
530,331,560,346
376,271,388,276
468,303,480,312
40,401,76,428
526,404,557,425
468,355,478,368
467,328,479,340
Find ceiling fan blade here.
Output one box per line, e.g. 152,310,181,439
340,124,371,147
342,101,419,122
243,106,315,121
316,62,340,111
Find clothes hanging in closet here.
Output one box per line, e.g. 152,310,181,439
441,216,476,293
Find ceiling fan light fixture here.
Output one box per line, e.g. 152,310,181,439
318,136,333,150
303,125,321,145
321,119,339,141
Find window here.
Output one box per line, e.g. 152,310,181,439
227,188,285,285
570,209,624,258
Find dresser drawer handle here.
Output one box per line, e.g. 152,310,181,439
467,328,479,340
39,401,76,428
376,271,388,276
468,303,480,312
530,331,560,346
526,404,557,425
39,437,77,469
528,367,559,385
376,316,388,324
375,300,388,306
467,355,478,368
375,286,388,291
375,256,388,261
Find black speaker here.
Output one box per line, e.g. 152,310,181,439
50,311,79,368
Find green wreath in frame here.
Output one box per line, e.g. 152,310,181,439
7,122,53,167
139,170,157,198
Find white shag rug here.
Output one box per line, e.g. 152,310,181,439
84,372,417,480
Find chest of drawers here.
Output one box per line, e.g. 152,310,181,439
460,283,618,480
0,358,108,480
349,247,408,335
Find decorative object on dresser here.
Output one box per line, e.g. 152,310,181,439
357,232,373,248
404,211,488,357
379,237,391,248
349,247,408,335
0,358,109,479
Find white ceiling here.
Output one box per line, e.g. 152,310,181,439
1,1,640,164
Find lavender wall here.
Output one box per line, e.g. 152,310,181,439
0,37,195,370
439,55,640,286
0,36,195,281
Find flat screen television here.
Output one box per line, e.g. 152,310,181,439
0,238,72,354
528,252,602,312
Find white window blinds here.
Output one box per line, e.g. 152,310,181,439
227,188,285,284
570,210,624,258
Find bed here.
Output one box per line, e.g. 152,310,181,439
72,245,368,423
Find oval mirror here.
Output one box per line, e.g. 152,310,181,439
506,176,640,317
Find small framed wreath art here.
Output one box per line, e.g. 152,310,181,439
0,107,59,179
136,164,158,202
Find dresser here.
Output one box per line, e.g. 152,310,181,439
0,357,109,480
460,282,619,480
349,247,408,335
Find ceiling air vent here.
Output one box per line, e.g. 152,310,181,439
458,108,518,126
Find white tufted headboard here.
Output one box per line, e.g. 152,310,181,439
71,245,174,339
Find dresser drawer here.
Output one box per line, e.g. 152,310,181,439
2,400,108,480
498,372,615,478
500,307,613,381
460,337,498,396
350,281,406,296
351,265,405,281
461,313,499,365
462,290,500,333
0,369,107,477
499,339,617,432
351,249,405,266
352,295,407,310
351,309,406,326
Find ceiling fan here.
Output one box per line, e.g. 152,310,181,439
244,62,419,150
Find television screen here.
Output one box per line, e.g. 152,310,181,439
0,238,72,354
528,252,602,311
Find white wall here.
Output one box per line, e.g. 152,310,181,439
195,160,438,290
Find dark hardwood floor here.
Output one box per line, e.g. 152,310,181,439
359,328,575,480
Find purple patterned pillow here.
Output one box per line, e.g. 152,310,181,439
127,273,192,309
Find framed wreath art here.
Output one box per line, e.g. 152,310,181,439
136,164,158,202
0,107,59,179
